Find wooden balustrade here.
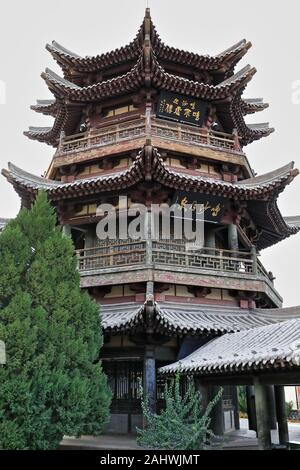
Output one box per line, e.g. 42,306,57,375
152,241,255,274
76,240,263,278
151,119,239,152
57,117,241,155
76,240,147,271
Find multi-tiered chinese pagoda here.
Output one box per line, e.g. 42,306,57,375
3,9,300,448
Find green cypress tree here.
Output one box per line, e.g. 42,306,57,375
0,192,111,449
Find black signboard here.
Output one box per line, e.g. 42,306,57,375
172,191,228,223
157,91,207,127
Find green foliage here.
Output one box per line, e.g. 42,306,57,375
0,192,111,449
285,401,294,418
237,386,247,414
137,372,223,450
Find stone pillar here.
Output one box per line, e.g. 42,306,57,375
275,386,289,446
246,385,257,431
228,223,239,252
253,376,272,450
143,345,156,414
209,386,224,436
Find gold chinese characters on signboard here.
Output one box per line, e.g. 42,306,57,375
157,91,207,127
173,192,227,223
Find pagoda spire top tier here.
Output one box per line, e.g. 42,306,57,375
46,8,251,76
24,9,274,147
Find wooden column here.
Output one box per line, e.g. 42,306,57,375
275,386,289,446
195,379,209,411
209,386,224,436
84,226,95,249
228,223,239,251
266,385,277,430
251,245,258,275
206,227,216,249
246,385,257,431
253,376,272,450
231,386,240,430
62,224,71,237
143,345,156,414
145,210,153,266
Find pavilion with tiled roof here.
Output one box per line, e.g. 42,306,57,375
2,8,300,447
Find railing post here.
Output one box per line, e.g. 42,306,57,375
251,245,258,275
219,249,224,271
58,130,66,153
207,130,211,146
109,245,114,267
233,128,241,152
177,123,181,141
87,130,92,148
115,123,120,143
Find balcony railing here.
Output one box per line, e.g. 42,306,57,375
151,119,240,152
152,241,256,274
76,239,266,278
56,117,242,156
76,240,147,271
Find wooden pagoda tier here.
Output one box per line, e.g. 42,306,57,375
24,9,273,148
3,145,300,251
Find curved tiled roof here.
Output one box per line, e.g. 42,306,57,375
101,303,144,332
242,98,269,115
40,59,256,103
159,316,300,376
46,10,250,75
41,57,145,101
283,215,300,229
24,103,83,146
2,146,299,250
100,301,300,337
31,99,57,116
2,148,298,201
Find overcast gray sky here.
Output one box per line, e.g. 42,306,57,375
0,0,300,306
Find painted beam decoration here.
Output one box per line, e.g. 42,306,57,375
173,191,228,223
157,91,207,127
